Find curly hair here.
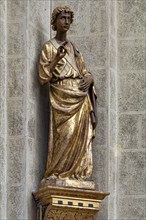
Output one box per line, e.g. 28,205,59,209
51,6,74,31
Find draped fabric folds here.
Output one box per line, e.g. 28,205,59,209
39,38,95,180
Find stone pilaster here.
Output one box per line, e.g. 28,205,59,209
108,1,118,219
6,0,27,218
117,1,146,219
0,0,7,218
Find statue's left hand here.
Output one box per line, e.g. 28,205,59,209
79,74,93,92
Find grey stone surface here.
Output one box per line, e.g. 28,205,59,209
26,137,47,219
0,4,6,219
120,0,146,14
108,197,116,220
7,22,26,56
0,181,6,219
73,35,107,69
142,115,146,148
117,197,146,220
95,110,107,146
0,136,5,169
0,98,5,136
110,111,116,148
28,24,44,62
110,70,116,111
27,189,37,220
27,138,45,187
7,185,26,219
119,71,146,111
0,0,5,21
109,0,116,36
27,102,36,138
0,59,6,98
118,39,146,71
92,148,108,191
118,151,145,195
7,0,27,22
8,99,25,136
29,0,50,35
109,149,116,195
95,199,108,220
117,0,146,38
26,137,47,209
7,138,25,186
0,21,5,59
90,0,107,34
28,59,40,100
28,58,49,105
27,141,37,184
7,58,26,97
36,105,49,142
115,1,146,219
118,114,140,149
92,68,107,108
0,138,6,180
110,37,116,70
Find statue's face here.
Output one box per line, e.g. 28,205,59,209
55,11,72,33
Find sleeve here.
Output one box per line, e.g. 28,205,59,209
39,43,53,85
76,50,90,77
80,53,89,76
71,42,88,77
79,53,95,84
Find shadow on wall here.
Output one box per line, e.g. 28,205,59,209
28,23,50,219
35,23,50,182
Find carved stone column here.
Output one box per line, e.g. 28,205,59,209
33,179,109,220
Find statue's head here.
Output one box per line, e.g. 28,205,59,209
51,6,74,31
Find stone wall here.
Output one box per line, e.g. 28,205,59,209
0,0,7,218
116,1,146,219
108,1,146,219
108,0,117,219
6,1,27,218
0,0,145,220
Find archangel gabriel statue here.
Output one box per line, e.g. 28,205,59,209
39,6,97,182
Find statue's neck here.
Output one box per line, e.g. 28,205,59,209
55,32,67,43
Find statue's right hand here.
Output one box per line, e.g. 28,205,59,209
56,41,68,61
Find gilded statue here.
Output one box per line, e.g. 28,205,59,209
39,6,97,181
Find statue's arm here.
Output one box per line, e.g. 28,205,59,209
39,42,67,85
39,43,53,85
78,53,94,92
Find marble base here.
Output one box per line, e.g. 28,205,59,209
39,178,97,190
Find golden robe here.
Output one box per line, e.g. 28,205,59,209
39,38,95,180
